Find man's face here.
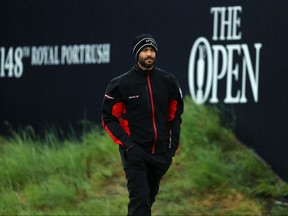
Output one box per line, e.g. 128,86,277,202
137,46,156,69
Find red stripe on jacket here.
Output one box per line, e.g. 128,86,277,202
102,118,123,145
168,99,178,121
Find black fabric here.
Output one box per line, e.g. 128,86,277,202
119,145,172,216
101,66,183,155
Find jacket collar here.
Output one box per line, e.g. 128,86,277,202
133,64,155,76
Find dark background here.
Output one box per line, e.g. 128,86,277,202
1,0,287,181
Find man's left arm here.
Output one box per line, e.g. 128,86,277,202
168,77,184,156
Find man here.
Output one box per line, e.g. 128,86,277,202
101,33,184,216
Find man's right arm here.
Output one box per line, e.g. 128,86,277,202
101,78,134,149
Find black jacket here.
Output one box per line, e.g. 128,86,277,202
101,66,184,155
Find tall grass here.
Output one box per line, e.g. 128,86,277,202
0,96,287,215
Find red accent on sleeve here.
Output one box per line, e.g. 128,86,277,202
168,99,178,121
102,118,123,145
112,102,123,119
112,102,130,136
120,119,130,136
102,102,131,146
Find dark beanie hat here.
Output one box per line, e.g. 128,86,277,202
132,34,158,60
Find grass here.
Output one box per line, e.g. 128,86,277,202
0,96,287,215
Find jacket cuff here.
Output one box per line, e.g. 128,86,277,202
170,144,178,157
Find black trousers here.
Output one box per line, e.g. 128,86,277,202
119,145,173,216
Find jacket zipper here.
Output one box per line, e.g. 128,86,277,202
147,72,158,154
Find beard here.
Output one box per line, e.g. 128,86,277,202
138,56,155,69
